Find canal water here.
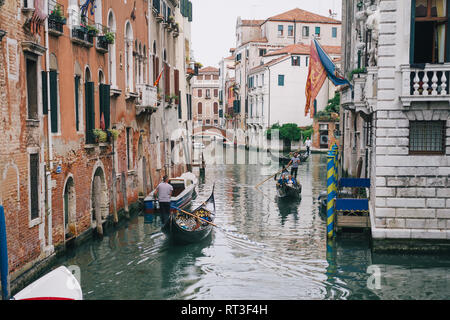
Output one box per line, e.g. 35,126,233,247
56,151,450,300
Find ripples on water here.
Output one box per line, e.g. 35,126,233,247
58,152,450,300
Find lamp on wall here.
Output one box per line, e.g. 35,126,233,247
0,30,6,42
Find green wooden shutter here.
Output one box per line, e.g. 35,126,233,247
102,84,111,129
49,70,58,133
41,71,48,115
75,76,80,131
85,81,95,144
188,1,192,22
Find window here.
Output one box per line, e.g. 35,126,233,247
332,27,337,38
198,102,202,114
85,80,95,144
278,25,284,36
205,75,212,80
206,89,211,98
292,56,301,66
409,121,446,154
261,74,265,86
197,75,203,80
49,70,59,133
26,56,38,120
198,89,202,97
99,83,111,129
29,153,39,220
278,75,285,86
302,26,309,37
288,25,294,37
126,127,132,169
214,89,218,97
412,0,449,63
75,75,81,131
315,26,321,37
214,102,218,114
259,49,267,56
236,53,242,61
306,56,309,66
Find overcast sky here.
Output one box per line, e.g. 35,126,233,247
190,0,342,67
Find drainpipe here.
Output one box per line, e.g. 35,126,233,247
44,0,53,252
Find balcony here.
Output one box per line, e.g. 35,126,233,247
400,64,450,107
48,0,66,36
70,11,95,47
135,84,158,115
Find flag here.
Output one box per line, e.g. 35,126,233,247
31,0,47,34
305,40,327,118
154,66,165,87
313,38,351,87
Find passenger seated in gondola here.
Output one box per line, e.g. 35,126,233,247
287,175,297,186
277,174,288,186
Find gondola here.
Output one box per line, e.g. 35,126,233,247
271,151,309,165
162,186,216,243
276,181,302,198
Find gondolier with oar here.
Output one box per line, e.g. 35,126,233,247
154,175,173,225
287,153,301,180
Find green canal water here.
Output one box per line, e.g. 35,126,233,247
56,152,450,300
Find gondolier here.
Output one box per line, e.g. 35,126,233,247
287,153,301,179
154,175,173,225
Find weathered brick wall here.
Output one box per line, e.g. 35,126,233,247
372,0,450,240
0,1,46,274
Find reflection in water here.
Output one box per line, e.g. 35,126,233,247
54,152,450,300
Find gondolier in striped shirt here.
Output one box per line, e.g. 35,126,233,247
287,153,301,179
154,175,173,225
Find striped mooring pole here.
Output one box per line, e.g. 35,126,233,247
0,206,10,300
327,151,336,238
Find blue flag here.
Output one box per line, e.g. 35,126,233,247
314,39,352,87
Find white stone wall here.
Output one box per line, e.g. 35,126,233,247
371,0,450,240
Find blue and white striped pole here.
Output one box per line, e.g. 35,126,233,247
0,206,10,300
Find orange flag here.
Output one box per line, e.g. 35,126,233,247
305,40,327,118
154,66,165,87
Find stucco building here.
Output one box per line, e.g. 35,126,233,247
340,0,450,249
192,66,220,126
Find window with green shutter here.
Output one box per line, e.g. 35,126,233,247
188,1,193,22
75,76,80,131
85,81,95,144
41,71,48,115
49,70,58,133
99,84,111,130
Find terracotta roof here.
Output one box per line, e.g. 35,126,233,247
264,43,341,57
250,55,290,73
241,19,265,26
266,8,340,24
199,66,219,73
240,37,268,47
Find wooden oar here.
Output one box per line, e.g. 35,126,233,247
174,206,218,228
255,164,291,189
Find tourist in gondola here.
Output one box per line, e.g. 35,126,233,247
154,175,173,225
287,175,297,186
277,173,288,187
287,153,301,179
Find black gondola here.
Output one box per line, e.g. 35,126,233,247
271,151,309,165
162,187,216,243
276,181,302,198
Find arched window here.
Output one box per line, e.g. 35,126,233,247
107,10,117,87
85,66,95,144
125,21,134,92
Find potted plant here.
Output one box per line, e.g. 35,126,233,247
93,129,108,143
86,25,99,36
107,129,120,141
104,31,115,44
49,4,66,24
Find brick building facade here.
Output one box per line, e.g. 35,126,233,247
0,0,194,285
